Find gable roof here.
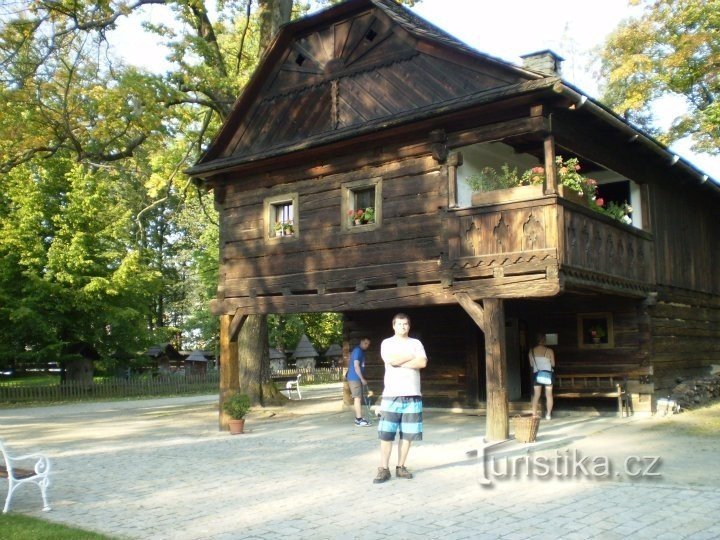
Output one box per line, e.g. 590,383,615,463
187,0,718,195
187,0,543,177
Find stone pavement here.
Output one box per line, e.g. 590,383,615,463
2,384,720,539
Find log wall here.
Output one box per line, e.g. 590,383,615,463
217,151,447,311
650,182,720,295
649,287,720,392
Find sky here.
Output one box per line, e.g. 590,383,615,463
115,0,719,179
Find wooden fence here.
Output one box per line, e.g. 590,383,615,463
0,373,220,403
0,368,345,404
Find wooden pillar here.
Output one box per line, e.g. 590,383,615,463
447,151,463,209
543,134,558,195
484,298,509,441
219,312,242,431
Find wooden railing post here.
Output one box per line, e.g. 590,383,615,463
543,134,558,195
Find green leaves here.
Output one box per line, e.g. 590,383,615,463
600,0,720,155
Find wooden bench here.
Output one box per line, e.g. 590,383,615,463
554,373,631,417
0,440,51,513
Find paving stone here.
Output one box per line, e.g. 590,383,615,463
3,388,720,539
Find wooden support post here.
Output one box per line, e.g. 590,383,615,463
447,151,463,209
543,134,558,195
219,312,242,431
484,298,509,441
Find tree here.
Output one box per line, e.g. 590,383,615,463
0,0,419,393
599,0,719,155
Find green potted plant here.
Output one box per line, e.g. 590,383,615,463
348,207,375,226
589,325,607,344
222,392,251,434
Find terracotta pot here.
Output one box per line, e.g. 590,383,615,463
228,418,245,434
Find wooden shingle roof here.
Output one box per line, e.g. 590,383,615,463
187,0,541,178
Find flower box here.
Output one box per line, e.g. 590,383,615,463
470,184,584,207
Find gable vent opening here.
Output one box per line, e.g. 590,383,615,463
365,29,377,42
295,53,306,66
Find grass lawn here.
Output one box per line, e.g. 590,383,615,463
0,514,115,539
644,400,720,436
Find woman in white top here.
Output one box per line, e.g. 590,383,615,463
529,333,556,419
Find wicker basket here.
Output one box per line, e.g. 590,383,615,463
512,414,540,443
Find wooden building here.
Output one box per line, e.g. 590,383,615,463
187,0,720,438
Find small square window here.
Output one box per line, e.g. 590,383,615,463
342,178,382,232
577,312,614,349
264,193,299,240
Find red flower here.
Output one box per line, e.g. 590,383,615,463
595,198,605,207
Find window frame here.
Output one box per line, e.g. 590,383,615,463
264,192,299,241
577,312,614,349
341,177,382,233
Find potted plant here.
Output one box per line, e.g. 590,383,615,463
222,392,251,434
589,325,607,344
274,220,294,237
348,207,375,226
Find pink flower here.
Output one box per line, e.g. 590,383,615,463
532,166,544,174
586,178,597,185
595,198,605,207
347,210,354,216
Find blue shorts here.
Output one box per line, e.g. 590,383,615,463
377,396,423,442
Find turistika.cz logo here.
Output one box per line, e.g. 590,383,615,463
476,446,662,486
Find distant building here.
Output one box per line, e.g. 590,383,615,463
293,334,318,370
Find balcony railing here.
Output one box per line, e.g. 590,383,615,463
447,185,654,288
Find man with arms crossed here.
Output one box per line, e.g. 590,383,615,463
374,313,427,484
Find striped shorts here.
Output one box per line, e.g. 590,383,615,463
377,396,423,442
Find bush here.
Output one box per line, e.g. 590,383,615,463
222,392,251,419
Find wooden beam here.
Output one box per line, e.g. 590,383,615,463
455,292,485,330
213,275,560,315
229,308,248,342
219,314,240,431
484,298,509,441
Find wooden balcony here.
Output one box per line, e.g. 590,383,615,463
445,185,655,298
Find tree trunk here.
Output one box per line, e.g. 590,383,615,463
238,314,286,405
258,0,293,55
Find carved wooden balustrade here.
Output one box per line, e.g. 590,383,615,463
445,186,655,296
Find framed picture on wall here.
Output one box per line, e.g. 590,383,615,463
577,312,613,348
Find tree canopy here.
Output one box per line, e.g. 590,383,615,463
2,0,400,374
600,0,719,155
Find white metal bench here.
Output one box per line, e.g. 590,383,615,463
285,374,302,399
0,440,51,513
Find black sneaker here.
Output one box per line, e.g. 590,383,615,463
396,465,413,479
373,467,391,484
354,418,371,427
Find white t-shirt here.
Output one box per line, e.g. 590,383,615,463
380,336,427,396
